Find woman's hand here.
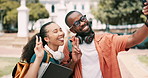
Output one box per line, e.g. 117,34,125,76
24,36,44,78
71,37,82,63
34,35,44,59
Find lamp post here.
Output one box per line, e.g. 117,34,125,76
0,9,4,32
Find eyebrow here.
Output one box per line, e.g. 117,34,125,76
52,28,62,32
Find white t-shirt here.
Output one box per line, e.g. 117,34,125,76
79,40,103,78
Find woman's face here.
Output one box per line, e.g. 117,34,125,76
45,23,65,47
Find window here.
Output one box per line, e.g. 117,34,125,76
74,5,77,10
51,5,55,13
82,5,84,10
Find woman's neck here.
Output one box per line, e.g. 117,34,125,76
47,44,59,51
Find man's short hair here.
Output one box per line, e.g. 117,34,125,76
65,11,82,26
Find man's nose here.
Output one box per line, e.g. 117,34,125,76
80,21,85,27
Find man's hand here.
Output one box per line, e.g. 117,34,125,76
143,1,148,16
126,1,148,48
71,37,82,63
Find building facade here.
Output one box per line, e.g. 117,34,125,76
33,0,98,36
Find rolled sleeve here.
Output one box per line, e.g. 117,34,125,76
113,35,130,53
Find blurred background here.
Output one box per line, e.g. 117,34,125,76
0,0,148,78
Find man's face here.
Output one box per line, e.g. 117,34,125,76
67,12,91,35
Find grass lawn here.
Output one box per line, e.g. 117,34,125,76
138,55,148,66
0,57,19,77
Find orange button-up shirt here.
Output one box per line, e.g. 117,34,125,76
62,33,130,78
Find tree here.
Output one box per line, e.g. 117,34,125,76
1,0,49,32
27,0,39,3
27,3,49,31
0,0,20,31
27,3,49,21
92,0,145,25
4,9,18,30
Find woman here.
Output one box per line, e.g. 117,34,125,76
21,22,65,78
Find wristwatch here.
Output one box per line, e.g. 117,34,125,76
144,20,148,27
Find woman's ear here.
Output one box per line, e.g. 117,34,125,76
44,37,50,43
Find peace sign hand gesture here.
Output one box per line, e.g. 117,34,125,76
71,37,82,63
34,35,44,59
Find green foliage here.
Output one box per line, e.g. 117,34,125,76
138,55,148,66
0,0,20,30
92,0,145,25
1,0,49,31
27,0,39,3
0,57,19,77
27,3,49,21
4,9,18,24
0,0,20,12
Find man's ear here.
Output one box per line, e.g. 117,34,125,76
70,28,76,33
44,36,50,43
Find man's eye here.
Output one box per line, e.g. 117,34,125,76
81,17,86,22
74,21,80,26
81,17,85,21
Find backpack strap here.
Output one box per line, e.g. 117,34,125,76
44,49,53,63
12,63,17,78
46,53,50,63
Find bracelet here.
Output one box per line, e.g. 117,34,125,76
144,20,148,27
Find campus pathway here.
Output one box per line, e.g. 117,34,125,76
0,46,22,58
118,49,148,78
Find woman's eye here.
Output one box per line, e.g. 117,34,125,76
53,30,58,33
60,29,63,32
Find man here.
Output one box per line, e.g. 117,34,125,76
61,2,148,78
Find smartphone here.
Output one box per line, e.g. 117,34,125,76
142,0,148,18
142,0,147,6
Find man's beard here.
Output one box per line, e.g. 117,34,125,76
77,26,93,37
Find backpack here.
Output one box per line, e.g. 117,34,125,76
12,52,50,78
12,61,29,78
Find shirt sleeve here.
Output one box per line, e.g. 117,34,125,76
30,51,47,63
113,34,130,53
30,54,36,63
